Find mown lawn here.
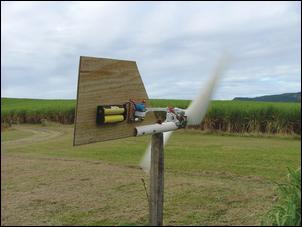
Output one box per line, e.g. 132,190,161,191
1,124,301,225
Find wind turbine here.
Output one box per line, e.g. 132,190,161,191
91,54,230,225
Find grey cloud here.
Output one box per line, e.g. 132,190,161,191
1,1,301,100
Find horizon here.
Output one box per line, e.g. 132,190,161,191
1,90,301,101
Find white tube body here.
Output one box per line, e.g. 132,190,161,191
135,122,178,136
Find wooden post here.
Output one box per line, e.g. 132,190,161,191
150,132,164,226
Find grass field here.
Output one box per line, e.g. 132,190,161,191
1,98,301,134
1,123,301,225
1,98,75,124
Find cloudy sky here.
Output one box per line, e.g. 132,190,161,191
1,1,301,100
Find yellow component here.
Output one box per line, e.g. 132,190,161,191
104,115,124,123
104,106,125,115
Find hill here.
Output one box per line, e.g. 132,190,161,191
233,92,301,102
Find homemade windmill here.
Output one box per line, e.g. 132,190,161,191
74,55,229,226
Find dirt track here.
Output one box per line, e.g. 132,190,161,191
1,125,64,148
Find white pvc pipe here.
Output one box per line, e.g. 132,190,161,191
135,122,178,136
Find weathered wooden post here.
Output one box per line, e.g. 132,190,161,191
150,132,164,226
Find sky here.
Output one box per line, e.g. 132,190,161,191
1,1,301,100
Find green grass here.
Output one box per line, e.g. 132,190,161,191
4,124,300,181
1,124,301,225
1,97,301,134
262,168,301,226
149,99,191,109
1,98,75,124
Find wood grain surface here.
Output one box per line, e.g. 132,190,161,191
73,56,156,146
150,133,164,226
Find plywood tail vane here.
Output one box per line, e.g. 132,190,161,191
73,56,157,146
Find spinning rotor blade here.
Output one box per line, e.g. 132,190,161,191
185,57,229,125
139,131,173,173
139,55,229,173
